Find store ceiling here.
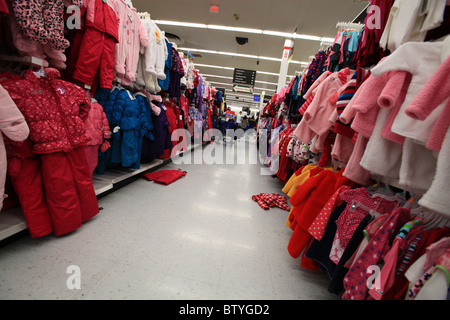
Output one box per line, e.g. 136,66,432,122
132,0,368,109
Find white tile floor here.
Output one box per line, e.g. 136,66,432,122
0,137,338,300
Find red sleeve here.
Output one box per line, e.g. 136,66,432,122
289,170,328,207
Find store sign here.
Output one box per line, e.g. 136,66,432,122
253,95,260,102
233,68,256,87
233,84,254,94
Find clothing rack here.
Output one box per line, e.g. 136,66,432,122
336,21,364,31
319,40,334,50
137,11,150,19
0,55,45,68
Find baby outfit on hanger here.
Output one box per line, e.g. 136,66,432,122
114,4,150,85
73,0,120,89
330,187,401,264
342,208,413,300
405,237,450,300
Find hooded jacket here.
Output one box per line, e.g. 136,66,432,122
1,68,91,154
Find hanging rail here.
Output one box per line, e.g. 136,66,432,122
336,21,365,30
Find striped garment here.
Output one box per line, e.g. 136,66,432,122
396,234,423,276
334,68,370,140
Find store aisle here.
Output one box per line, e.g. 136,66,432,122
0,137,337,300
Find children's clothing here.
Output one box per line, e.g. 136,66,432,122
0,85,30,211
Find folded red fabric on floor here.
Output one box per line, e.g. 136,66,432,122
142,169,187,185
252,193,290,211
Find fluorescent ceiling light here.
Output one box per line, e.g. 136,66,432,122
201,74,233,80
208,81,233,87
262,30,293,38
154,20,207,28
154,20,334,43
258,56,283,62
256,70,280,76
256,80,277,86
200,73,277,86
209,81,275,93
180,47,282,62
183,47,308,65
290,60,309,65
320,37,336,43
294,34,321,41
194,63,234,71
207,25,263,34
194,63,280,77
255,87,276,92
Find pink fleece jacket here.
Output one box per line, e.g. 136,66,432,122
404,55,450,152
299,71,332,115
294,68,353,148
340,71,409,144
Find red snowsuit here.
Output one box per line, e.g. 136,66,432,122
2,68,99,236
73,0,119,89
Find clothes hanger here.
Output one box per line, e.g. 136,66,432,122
396,219,423,239
33,65,46,78
350,199,382,218
410,206,450,230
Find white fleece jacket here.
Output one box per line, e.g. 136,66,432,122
142,18,167,80
419,127,450,217
371,36,450,145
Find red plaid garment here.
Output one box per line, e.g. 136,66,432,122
252,193,290,211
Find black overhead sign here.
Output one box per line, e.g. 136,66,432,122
233,68,256,87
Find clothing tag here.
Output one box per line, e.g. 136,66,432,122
179,115,183,121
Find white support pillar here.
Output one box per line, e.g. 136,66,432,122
259,91,265,113
277,38,294,92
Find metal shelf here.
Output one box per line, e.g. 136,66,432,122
0,142,206,242
0,159,165,241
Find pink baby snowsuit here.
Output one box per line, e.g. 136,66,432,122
113,2,149,85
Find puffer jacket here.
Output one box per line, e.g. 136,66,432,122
135,92,154,141
116,89,141,167
93,86,120,173
84,100,111,146
1,68,91,154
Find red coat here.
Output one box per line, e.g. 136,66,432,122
287,170,354,269
2,68,91,154
83,0,120,42
84,100,111,146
